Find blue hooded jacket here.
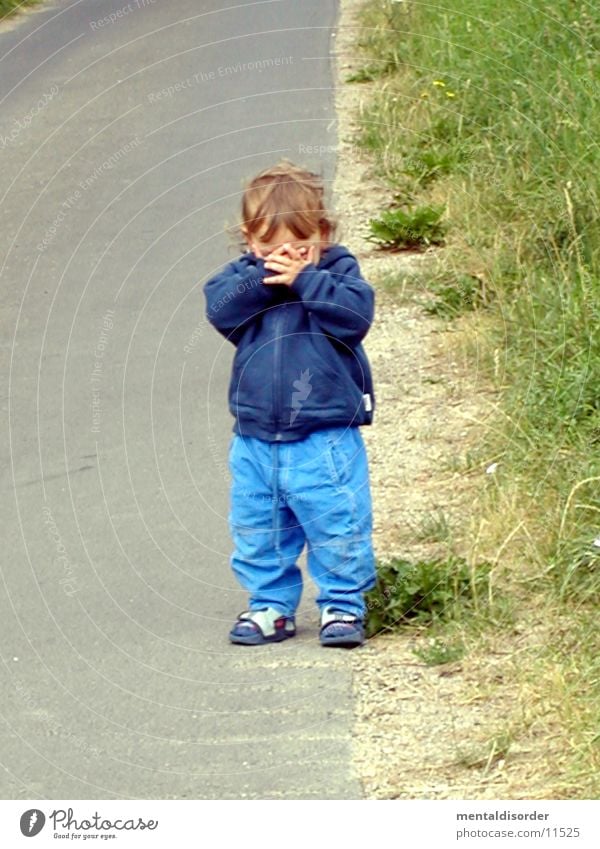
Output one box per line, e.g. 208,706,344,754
203,244,375,442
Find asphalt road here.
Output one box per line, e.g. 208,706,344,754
0,0,362,799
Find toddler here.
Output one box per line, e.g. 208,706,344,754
203,160,376,648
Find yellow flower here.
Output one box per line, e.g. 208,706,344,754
420,91,429,98
433,79,446,87
446,91,456,98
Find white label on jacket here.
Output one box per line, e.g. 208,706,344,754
363,393,372,412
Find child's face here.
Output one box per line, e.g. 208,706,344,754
244,225,325,265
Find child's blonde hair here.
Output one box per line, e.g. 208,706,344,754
237,159,337,250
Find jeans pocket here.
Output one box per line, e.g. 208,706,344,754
324,429,355,487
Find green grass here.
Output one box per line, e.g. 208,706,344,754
412,635,466,666
352,0,600,797
351,0,600,275
0,0,39,17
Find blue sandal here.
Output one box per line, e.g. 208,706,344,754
319,608,365,648
229,608,296,645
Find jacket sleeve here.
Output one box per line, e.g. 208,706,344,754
290,256,374,346
203,257,276,345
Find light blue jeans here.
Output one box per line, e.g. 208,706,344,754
227,426,376,619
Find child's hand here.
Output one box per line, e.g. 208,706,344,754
263,243,316,286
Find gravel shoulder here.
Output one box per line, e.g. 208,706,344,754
331,0,529,800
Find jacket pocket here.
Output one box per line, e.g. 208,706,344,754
282,332,364,420
229,338,275,413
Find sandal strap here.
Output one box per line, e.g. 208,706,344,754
321,608,361,628
238,608,293,638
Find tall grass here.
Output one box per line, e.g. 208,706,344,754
352,0,600,796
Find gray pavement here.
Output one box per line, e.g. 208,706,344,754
0,0,363,799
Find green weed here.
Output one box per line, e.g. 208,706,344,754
414,508,453,543
368,205,446,250
365,555,491,637
423,272,487,317
403,148,459,186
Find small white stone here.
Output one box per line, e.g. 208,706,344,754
485,462,498,474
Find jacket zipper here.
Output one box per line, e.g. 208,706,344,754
272,303,287,440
